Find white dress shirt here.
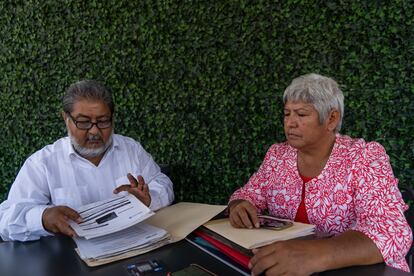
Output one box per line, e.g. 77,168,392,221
0,134,174,241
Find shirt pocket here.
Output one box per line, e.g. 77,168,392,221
51,186,87,209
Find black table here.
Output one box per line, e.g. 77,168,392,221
0,235,412,276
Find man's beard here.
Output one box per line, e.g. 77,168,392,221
68,129,113,158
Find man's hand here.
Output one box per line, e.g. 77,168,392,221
249,239,319,276
113,174,151,207
228,199,260,229
42,206,81,237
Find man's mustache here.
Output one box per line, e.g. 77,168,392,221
87,135,103,141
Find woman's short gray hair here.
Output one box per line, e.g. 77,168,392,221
283,73,344,132
63,80,114,115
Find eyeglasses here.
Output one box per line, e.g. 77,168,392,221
66,113,112,130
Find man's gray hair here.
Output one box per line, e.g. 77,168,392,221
63,80,114,115
283,73,344,132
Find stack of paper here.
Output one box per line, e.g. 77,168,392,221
70,194,154,239
204,218,315,249
74,224,170,260
69,197,227,267
70,194,170,263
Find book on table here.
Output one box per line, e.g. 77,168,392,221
182,215,315,276
69,194,227,266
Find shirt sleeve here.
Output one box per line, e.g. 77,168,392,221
135,144,174,211
0,158,53,241
229,145,276,212
351,142,412,271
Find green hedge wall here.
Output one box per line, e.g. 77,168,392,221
0,1,413,204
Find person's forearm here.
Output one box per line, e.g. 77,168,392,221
0,204,50,241
313,230,383,272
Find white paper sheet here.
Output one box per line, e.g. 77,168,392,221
70,194,154,239
74,223,170,259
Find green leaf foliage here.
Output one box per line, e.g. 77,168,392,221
0,1,413,203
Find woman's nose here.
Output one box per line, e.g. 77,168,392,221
285,115,298,127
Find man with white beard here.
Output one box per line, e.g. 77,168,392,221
0,80,174,241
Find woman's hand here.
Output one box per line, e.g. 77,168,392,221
113,173,151,207
249,239,320,276
228,199,260,229
249,230,384,276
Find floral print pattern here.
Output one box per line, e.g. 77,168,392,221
230,134,412,271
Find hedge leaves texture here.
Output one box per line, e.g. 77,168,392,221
0,1,413,203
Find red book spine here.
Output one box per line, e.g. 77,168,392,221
194,230,251,269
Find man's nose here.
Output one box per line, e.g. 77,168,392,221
88,124,100,135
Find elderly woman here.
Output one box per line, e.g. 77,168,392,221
228,73,412,275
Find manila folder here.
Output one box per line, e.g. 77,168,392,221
145,202,227,242
204,218,315,249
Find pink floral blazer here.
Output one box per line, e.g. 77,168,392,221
230,134,412,271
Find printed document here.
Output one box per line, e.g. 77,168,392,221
74,223,170,259
71,200,227,267
69,194,154,239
